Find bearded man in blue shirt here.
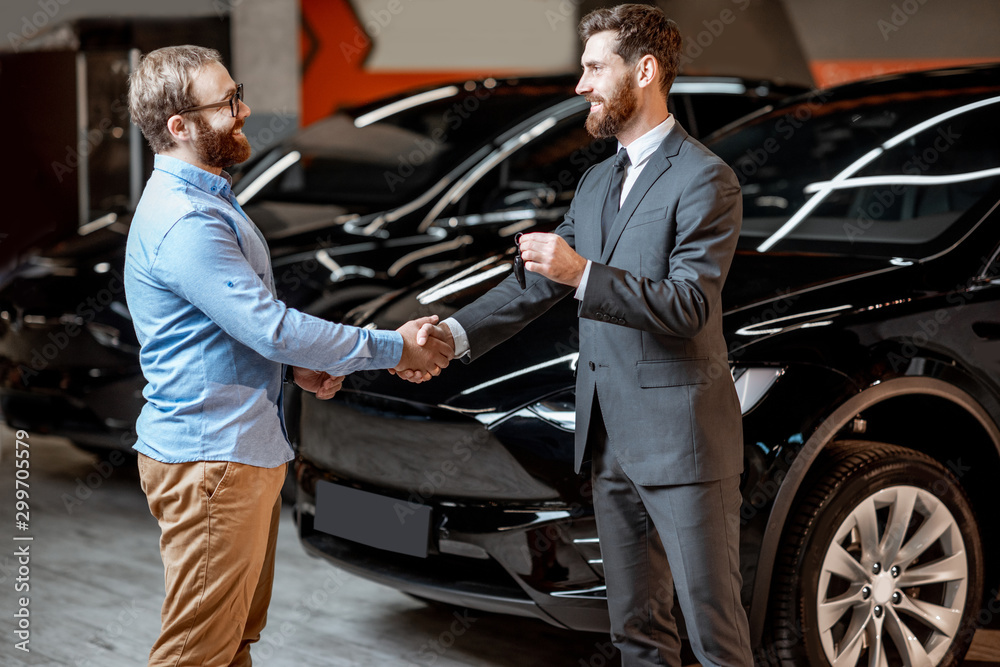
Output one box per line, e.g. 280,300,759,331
124,45,450,667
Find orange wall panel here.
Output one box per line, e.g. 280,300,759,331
300,0,501,126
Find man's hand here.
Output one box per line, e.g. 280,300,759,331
416,319,454,351
518,232,587,287
292,368,345,400
392,315,453,383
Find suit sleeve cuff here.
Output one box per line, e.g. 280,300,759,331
443,317,470,358
574,260,593,301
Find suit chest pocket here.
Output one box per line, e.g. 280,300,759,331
623,209,673,277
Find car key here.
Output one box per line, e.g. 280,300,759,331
514,233,527,289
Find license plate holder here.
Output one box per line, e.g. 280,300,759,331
314,480,431,558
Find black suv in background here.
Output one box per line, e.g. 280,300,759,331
0,74,801,452
294,64,1000,667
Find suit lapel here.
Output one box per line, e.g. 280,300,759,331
600,125,688,263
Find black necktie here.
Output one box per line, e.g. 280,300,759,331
601,148,630,246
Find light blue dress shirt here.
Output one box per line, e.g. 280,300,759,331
125,155,403,467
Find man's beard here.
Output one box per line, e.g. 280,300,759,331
585,72,638,139
191,115,252,169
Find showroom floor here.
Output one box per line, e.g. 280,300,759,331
2,427,998,667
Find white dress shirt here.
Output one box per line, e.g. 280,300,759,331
446,115,676,357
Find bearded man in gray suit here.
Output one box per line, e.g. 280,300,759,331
406,5,752,665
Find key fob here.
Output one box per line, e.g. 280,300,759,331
514,233,527,289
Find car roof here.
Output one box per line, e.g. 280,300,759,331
778,63,1000,109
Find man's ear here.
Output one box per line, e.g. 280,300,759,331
166,114,191,143
634,54,659,90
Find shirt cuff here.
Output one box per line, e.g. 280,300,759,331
366,328,405,368
443,317,470,358
574,260,593,300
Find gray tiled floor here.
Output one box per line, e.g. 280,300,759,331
1,427,997,666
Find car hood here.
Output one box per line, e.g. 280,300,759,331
343,248,900,415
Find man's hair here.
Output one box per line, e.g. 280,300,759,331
579,4,682,97
128,45,223,153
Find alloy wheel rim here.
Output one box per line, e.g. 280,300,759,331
815,485,968,666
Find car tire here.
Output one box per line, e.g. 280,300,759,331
768,440,983,667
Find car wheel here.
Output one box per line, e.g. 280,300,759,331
769,440,983,667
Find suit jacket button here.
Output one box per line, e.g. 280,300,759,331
589,361,596,371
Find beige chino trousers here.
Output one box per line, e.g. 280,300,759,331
138,454,286,667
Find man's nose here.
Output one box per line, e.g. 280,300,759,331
237,98,252,119
575,76,590,96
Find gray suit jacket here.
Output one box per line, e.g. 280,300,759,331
453,122,743,486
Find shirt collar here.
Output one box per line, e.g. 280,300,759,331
619,115,675,168
153,154,234,198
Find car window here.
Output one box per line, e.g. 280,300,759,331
429,92,792,233
239,85,571,212
798,101,1000,251
431,111,616,229
676,93,778,139
710,90,1000,259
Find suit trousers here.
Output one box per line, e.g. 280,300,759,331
138,454,286,667
589,397,752,667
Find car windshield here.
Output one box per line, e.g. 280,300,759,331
708,86,1000,259
235,82,571,213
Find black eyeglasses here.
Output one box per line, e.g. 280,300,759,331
177,83,243,117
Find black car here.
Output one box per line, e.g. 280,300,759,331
0,74,800,451
294,64,1000,667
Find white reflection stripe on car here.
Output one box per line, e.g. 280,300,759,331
803,166,1000,193
353,86,460,128
459,353,580,397
236,150,301,205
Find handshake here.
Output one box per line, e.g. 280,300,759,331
295,231,583,397
292,315,454,400
389,315,456,383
